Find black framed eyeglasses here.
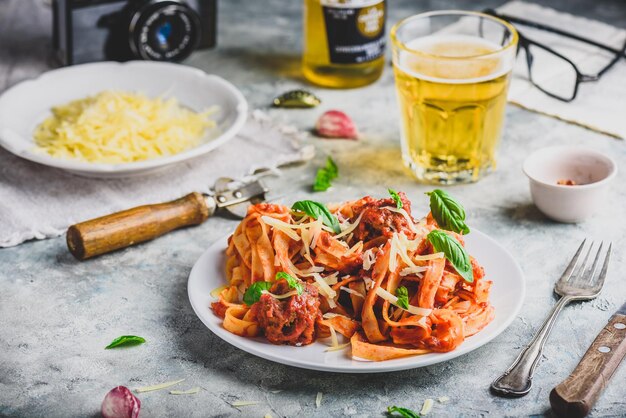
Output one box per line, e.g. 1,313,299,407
483,8,626,102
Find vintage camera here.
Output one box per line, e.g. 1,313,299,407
52,0,217,66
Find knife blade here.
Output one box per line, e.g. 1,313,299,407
549,301,626,417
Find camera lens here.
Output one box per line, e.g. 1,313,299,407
129,1,201,62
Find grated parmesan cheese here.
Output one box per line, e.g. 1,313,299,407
340,286,364,298
316,392,323,408
420,398,434,415
210,285,228,298
335,211,365,239
375,287,432,316
135,379,185,393
170,387,201,395
34,91,217,163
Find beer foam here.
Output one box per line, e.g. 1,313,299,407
396,34,514,84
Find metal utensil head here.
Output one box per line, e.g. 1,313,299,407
554,239,612,300
211,177,268,219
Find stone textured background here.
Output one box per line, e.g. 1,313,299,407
1,0,625,417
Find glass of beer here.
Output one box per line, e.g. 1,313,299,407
391,11,518,184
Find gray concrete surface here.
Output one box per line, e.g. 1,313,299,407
1,0,625,417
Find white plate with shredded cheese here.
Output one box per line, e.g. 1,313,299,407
0,61,247,177
187,229,525,373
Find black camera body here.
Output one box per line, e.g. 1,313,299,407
53,0,217,66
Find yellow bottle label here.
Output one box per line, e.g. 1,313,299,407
320,0,385,64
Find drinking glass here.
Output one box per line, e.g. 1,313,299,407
391,11,518,184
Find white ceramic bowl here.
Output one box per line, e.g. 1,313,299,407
522,146,617,223
0,61,247,178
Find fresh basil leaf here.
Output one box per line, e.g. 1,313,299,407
276,271,304,295
243,281,273,305
292,200,341,234
426,189,470,235
313,157,339,192
395,286,409,309
105,335,146,349
427,230,473,283
387,406,420,418
388,188,403,209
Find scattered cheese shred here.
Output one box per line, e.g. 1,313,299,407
263,290,299,300
375,287,432,316
260,216,301,241
231,401,259,407
34,91,217,163
438,396,450,403
170,387,201,395
264,414,273,418
420,398,434,415
135,378,185,393
210,285,228,298
316,392,323,408
324,342,351,352
335,211,365,239
340,286,364,298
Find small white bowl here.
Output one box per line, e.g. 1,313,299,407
522,146,617,223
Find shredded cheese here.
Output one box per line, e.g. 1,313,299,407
231,401,259,408
363,248,377,271
420,398,434,415
335,211,365,239
375,287,432,316
210,285,228,298
381,206,418,234
312,273,337,299
316,392,323,408
135,379,185,393
34,91,217,163
438,396,450,403
400,266,428,277
260,216,301,241
340,286,364,298
170,387,201,395
324,342,351,352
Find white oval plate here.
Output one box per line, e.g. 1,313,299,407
0,61,247,178
188,230,525,373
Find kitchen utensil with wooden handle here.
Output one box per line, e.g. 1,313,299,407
66,178,267,260
550,301,626,418
491,240,612,397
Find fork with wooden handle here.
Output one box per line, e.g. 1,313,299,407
491,240,612,397
549,300,626,417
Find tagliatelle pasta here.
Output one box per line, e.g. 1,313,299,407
210,192,495,361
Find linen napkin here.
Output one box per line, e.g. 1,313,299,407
0,111,312,247
501,1,626,139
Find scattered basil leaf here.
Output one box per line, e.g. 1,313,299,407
395,286,409,309
388,188,403,209
426,189,470,235
313,157,339,192
427,230,474,283
243,281,273,305
387,406,421,418
292,200,341,234
276,271,304,295
105,335,146,349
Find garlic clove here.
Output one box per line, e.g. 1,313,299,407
101,386,141,418
315,110,358,139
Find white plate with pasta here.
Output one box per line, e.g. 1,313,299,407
0,61,247,178
187,192,525,373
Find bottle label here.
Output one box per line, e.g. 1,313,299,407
321,0,386,64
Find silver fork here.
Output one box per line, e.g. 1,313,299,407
491,239,612,397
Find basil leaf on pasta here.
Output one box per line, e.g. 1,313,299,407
292,200,341,234
427,230,473,283
276,271,304,295
395,286,409,309
388,188,403,209
243,281,272,305
105,335,146,349
387,406,421,418
313,157,339,192
426,189,470,235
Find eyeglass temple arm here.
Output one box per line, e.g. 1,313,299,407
483,9,626,58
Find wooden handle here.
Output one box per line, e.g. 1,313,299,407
550,314,626,417
67,192,211,260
